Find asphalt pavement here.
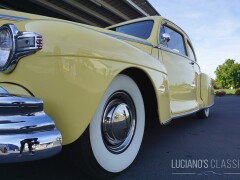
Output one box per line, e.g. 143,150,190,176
0,96,240,180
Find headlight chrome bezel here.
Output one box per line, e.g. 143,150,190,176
0,24,43,73
0,25,15,70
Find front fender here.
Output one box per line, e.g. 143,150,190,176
0,20,169,145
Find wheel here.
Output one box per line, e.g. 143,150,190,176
68,74,145,179
196,108,209,119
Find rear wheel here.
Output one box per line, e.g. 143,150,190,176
196,108,209,119
68,75,145,179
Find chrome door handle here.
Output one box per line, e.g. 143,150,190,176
189,61,194,65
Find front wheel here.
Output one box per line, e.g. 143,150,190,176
68,75,145,179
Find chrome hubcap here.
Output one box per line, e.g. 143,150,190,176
102,91,136,154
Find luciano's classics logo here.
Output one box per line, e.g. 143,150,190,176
171,159,240,176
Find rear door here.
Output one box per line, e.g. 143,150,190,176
158,23,199,115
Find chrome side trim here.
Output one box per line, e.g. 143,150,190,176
158,45,199,65
172,108,202,119
103,32,155,47
0,14,29,21
0,91,62,163
162,103,214,125
162,108,202,125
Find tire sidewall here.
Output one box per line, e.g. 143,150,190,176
90,74,145,173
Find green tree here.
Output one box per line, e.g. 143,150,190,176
215,59,240,89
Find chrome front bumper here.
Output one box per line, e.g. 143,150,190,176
0,93,62,163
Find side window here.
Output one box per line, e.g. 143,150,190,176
159,26,186,56
109,21,154,39
187,42,196,61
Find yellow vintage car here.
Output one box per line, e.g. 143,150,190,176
0,9,214,178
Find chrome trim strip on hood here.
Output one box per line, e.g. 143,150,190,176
0,14,29,21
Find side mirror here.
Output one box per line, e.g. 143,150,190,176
161,33,171,44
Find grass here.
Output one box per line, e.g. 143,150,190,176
214,89,236,95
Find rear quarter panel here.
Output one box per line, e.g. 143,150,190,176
200,73,214,107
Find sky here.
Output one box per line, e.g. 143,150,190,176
148,0,240,79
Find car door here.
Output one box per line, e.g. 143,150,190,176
158,23,199,115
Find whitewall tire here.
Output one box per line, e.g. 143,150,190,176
90,74,145,173
68,74,145,178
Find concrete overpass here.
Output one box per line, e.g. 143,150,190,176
0,0,160,27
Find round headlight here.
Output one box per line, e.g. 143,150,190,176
0,24,42,73
0,27,13,68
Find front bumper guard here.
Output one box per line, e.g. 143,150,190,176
0,93,62,163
